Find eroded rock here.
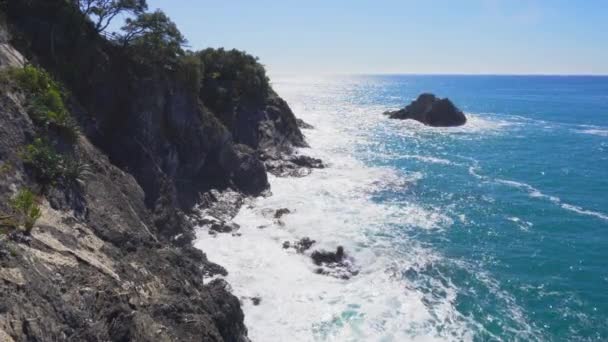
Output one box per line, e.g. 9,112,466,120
311,246,359,280
384,93,467,127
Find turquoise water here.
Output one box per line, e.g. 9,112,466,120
198,75,608,341
352,75,608,341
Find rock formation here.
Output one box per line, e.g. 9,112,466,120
0,1,320,340
385,93,467,127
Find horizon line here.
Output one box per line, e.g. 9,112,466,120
270,72,608,77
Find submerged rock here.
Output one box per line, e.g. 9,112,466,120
274,208,291,219
311,246,359,279
384,93,467,127
283,237,316,253
263,154,325,178
296,118,314,129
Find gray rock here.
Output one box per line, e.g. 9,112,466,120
385,93,467,127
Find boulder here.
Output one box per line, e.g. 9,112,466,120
283,237,316,253
296,118,314,129
310,246,359,280
385,93,467,127
274,208,291,219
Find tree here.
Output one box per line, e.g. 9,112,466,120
118,10,187,65
73,0,148,33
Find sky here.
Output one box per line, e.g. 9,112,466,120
139,0,608,75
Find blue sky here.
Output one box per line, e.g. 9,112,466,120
141,0,608,75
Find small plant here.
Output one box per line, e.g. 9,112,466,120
4,65,78,139
61,157,92,187
0,162,13,176
10,188,42,234
21,138,63,184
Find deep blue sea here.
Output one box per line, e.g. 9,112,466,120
197,75,608,341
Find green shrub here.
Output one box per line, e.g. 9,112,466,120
61,157,91,187
10,188,42,234
9,65,53,94
5,65,78,138
176,52,203,96
198,48,270,107
21,138,63,184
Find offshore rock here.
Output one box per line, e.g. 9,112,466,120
311,246,359,280
385,93,467,127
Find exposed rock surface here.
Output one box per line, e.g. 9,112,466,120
263,154,325,178
283,237,316,253
296,118,314,129
0,1,313,340
385,93,467,127
311,246,359,280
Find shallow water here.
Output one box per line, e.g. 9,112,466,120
196,75,608,341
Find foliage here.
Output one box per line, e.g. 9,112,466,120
118,10,186,67
73,0,148,33
61,157,92,187
10,188,42,234
176,52,203,95
4,65,78,138
198,48,270,108
21,138,91,187
21,138,64,184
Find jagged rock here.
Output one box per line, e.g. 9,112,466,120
274,208,291,219
311,246,359,280
296,118,314,129
194,190,244,223
209,221,240,234
220,144,269,195
385,93,467,127
312,246,346,265
263,154,325,178
283,237,316,253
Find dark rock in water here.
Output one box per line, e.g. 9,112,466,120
384,93,467,127
209,221,240,234
295,237,316,253
312,246,345,265
311,246,359,280
274,208,291,219
263,154,325,178
296,118,314,129
251,297,262,306
290,155,325,169
203,261,229,277
283,237,316,253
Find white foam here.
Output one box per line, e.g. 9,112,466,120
496,179,608,222
195,78,478,341
574,128,608,137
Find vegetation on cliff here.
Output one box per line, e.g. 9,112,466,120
0,0,306,340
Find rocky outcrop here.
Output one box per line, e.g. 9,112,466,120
263,154,325,178
0,1,315,340
385,93,467,127
311,246,359,280
0,78,248,341
282,237,316,253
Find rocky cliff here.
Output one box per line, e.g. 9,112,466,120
0,1,309,340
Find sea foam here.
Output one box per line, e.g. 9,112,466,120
195,78,476,341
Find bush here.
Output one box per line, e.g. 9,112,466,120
4,65,78,139
198,48,270,106
61,157,91,187
21,138,63,184
176,52,203,96
10,188,42,234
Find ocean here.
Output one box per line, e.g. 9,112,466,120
196,75,608,341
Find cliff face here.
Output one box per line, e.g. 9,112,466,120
0,1,306,341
